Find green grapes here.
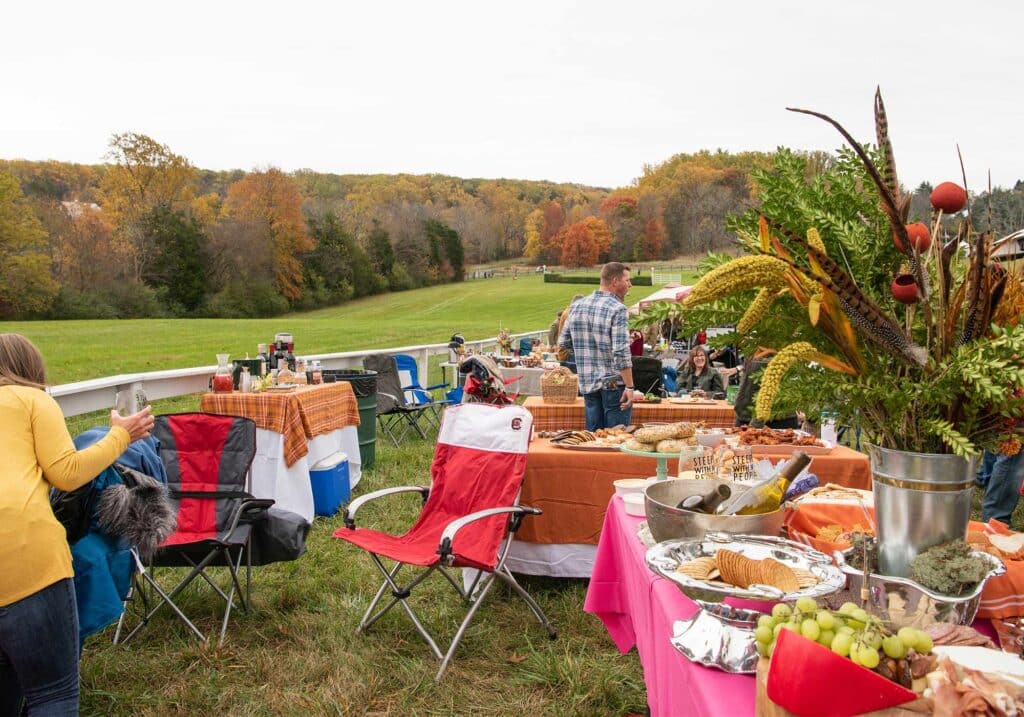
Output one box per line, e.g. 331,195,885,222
815,611,835,630
881,635,907,659
795,597,818,614
772,603,792,621
755,625,774,643
800,619,821,641
830,632,853,657
858,646,881,669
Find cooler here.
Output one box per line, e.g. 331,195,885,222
309,452,350,517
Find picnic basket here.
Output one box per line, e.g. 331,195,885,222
541,366,579,404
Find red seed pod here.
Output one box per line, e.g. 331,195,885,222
891,274,920,304
930,182,967,213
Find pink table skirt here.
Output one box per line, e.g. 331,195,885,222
583,496,756,716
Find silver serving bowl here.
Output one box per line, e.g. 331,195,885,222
832,549,1006,629
645,479,786,542
648,533,845,603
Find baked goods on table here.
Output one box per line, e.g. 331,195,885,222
727,425,825,447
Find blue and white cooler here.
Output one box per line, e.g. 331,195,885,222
309,451,350,517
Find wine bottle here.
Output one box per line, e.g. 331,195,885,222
715,451,812,516
676,484,731,514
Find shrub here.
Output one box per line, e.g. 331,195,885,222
205,280,289,318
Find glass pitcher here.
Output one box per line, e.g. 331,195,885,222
213,353,234,393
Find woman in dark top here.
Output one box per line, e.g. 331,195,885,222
676,345,725,394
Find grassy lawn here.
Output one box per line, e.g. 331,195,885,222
7,271,698,385
78,417,647,717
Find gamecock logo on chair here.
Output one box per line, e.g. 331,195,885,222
511,417,523,431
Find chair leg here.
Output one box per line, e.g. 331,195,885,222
494,568,557,639
362,555,444,660
435,572,499,682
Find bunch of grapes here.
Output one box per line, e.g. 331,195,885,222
753,598,933,671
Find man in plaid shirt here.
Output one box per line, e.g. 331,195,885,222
558,262,635,430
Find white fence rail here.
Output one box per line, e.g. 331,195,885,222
50,330,548,417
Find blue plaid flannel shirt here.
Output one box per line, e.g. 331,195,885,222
557,290,632,394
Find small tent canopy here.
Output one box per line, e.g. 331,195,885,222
629,284,692,315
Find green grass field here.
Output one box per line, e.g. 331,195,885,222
6,271,701,385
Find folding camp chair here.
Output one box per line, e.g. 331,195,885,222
334,403,556,681
631,355,664,396
114,413,273,646
364,354,437,446
393,353,452,426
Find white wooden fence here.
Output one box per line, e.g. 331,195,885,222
50,330,548,417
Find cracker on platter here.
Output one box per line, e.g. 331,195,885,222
675,549,811,593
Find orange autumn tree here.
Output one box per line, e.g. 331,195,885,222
223,168,312,302
559,216,613,268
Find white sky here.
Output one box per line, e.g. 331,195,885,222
3,1,1022,191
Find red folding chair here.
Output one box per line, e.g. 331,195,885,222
334,403,556,681
115,413,272,646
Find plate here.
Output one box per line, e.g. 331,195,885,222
647,533,845,602
667,397,719,405
266,384,298,391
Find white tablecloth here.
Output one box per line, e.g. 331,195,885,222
443,362,547,396
250,426,362,522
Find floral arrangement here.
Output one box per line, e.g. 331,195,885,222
642,89,1024,456
496,327,514,355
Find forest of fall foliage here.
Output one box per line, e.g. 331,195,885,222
1,133,1021,320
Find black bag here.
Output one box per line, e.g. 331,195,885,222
50,480,99,545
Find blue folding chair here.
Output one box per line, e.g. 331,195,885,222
393,354,452,426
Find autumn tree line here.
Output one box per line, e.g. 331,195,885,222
1,133,1021,320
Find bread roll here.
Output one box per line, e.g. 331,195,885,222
656,439,687,453
633,424,678,443
672,422,696,439
624,438,657,452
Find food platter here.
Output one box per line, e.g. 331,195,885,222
550,441,622,452
647,532,845,602
748,439,835,455
667,397,719,405
266,384,298,391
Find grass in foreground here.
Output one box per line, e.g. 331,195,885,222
77,405,646,717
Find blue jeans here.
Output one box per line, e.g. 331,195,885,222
981,450,1024,525
582,385,632,431
0,578,80,717
976,449,998,488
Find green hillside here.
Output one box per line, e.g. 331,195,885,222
6,274,582,384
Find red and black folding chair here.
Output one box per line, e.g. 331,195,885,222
334,402,556,681
115,413,273,646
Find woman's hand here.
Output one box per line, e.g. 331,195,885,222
110,405,155,442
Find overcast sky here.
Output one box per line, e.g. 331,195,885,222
3,1,1022,192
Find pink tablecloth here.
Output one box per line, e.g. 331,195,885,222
583,496,756,716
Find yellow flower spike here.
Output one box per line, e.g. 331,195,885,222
684,255,788,307
806,227,827,255
755,342,818,422
738,288,779,335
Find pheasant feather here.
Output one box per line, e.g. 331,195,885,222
766,218,928,367
874,88,901,209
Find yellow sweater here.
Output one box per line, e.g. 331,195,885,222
0,385,129,606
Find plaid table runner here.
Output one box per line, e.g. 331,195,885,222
200,382,359,466
522,396,736,431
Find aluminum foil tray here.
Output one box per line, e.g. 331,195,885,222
647,532,846,603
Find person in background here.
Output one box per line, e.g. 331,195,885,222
676,345,725,395
555,293,586,373
0,333,154,716
629,330,644,357
548,310,563,348
695,329,707,346
979,448,1024,525
558,263,634,430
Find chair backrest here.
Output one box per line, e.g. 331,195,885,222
410,403,532,571
518,338,534,356
632,355,663,395
364,354,406,415
393,353,430,405
154,413,257,536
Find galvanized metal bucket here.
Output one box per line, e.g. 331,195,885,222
868,445,978,578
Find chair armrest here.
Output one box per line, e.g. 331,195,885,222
343,486,429,529
436,505,542,562
424,381,449,391
226,497,275,533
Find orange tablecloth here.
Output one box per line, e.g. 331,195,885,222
516,439,871,544
523,396,736,431
200,383,359,467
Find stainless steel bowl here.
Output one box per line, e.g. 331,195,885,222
644,479,786,542
832,549,1006,629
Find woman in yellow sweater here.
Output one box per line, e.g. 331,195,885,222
0,334,154,716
